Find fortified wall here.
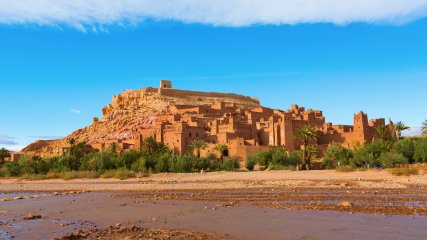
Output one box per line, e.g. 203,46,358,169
21,80,389,161
157,80,260,107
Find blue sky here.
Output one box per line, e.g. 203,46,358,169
1,1,427,150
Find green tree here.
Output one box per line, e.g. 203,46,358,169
188,139,207,158
422,120,427,136
375,125,390,141
394,121,410,140
68,138,76,157
141,137,168,156
323,143,353,168
214,144,228,163
414,138,427,163
0,148,10,164
295,125,318,170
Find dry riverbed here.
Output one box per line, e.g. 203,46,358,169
0,170,426,240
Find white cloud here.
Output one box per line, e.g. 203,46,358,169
0,134,18,145
69,108,83,114
402,126,423,137
0,0,427,30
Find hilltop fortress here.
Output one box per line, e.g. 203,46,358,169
22,80,387,160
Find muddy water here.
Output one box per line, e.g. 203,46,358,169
0,191,426,240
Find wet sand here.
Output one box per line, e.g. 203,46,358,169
0,170,426,239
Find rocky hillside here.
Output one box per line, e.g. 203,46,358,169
21,87,260,157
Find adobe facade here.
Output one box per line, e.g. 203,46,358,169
89,80,387,160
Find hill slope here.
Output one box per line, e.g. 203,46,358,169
22,87,260,156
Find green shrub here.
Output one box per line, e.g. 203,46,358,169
0,165,8,177
79,153,98,171
288,151,302,166
256,150,273,167
155,154,170,173
393,138,416,163
389,167,419,176
61,171,100,180
100,170,116,179
131,156,147,173
6,162,22,176
380,152,408,168
323,143,353,168
251,148,301,169
222,157,240,171
194,156,213,171
350,140,390,168
118,150,141,169
170,155,194,173
414,138,427,163
245,155,257,171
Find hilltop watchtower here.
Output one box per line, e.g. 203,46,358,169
160,80,172,89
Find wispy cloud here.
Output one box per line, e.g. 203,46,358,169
0,135,18,145
69,109,83,114
0,1,427,30
402,126,423,137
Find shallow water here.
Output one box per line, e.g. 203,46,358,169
1,191,426,240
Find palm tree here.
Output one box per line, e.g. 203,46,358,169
214,144,228,163
422,120,427,136
188,139,207,158
0,148,10,164
375,125,390,141
394,121,410,140
68,138,76,157
295,125,318,170
141,137,169,155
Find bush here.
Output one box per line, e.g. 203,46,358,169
251,148,301,170
170,155,194,173
118,150,142,169
61,171,100,180
131,156,147,173
393,138,416,163
350,140,390,168
414,138,427,163
323,143,353,168
245,155,257,171
380,152,408,168
222,157,240,171
335,165,355,172
288,151,302,166
0,165,8,177
256,150,273,167
194,156,213,171
155,154,170,173
389,167,419,176
6,162,22,176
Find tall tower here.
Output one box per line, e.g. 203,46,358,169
160,80,172,89
353,111,371,144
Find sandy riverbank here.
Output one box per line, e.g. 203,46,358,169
0,170,426,192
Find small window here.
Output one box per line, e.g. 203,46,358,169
196,133,199,138
189,132,192,138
